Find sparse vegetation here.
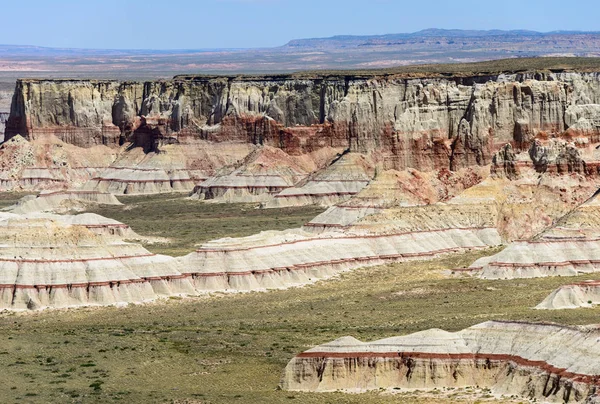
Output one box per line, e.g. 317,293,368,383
177,57,600,80
87,194,325,256
0,245,599,403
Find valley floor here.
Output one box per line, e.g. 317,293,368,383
86,195,326,257
1,235,599,402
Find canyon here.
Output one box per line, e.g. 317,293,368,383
2,60,600,402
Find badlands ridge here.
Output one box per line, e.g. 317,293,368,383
282,321,600,403
2,64,600,401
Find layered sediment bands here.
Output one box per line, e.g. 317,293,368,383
470,190,600,279
0,213,500,310
7,72,600,172
0,212,202,310
263,153,375,208
537,280,600,309
305,167,486,230
83,142,254,194
281,321,600,403
176,226,500,292
0,135,117,192
471,238,600,279
309,134,600,233
0,112,9,141
191,146,341,203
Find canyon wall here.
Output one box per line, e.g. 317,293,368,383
6,72,600,172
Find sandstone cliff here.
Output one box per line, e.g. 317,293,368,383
282,321,600,403
6,72,600,172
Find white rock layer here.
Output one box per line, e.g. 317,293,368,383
281,321,600,403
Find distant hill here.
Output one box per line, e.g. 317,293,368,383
285,29,600,48
0,29,599,82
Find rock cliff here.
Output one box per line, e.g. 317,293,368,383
468,185,600,279
6,72,600,173
281,321,600,403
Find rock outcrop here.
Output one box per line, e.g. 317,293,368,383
0,212,199,310
81,140,260,195
304,167,486,231
176,225,500,292
7,190,121,214
0,210,500,311
0,134,117,192
0,112,9,142
307,158,600,243
6,72,600,184
469,187,600,279
281,321,600,403
263,153,375,208
191,145,341,203
537,280,600,310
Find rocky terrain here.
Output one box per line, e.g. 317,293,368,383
2,64,600,304
281,321,600,403
467,184,600,279
5,68,600,197
3,60,600,402
538,280,600,309
0,211,198,310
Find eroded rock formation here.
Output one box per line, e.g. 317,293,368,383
190,145,341,203
304,166,487,231
177,225,500,292
281,321,600,403
0,212,196,310
469,187,600,279
4,72,600,197
7,190,121,214
537,280,600,310
0,134,117,191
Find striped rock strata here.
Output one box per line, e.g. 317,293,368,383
281,321,600,403
469,189,600,279
341,168,600,245
0,212,198,310
7,73,600,174
191,146,340,203
0,135,117,192
0,201,501,310
304,167,486,231
176,224,500,292
263,153,375,208
308,136,600,238
82,141,254,195
537,280,600,310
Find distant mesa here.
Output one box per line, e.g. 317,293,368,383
284,28,600,48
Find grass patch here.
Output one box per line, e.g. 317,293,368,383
87,194,325,256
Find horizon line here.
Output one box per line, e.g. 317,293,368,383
1,28,599,53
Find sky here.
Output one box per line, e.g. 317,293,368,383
1,0,598,50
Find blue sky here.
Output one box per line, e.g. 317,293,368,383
1,0,598,49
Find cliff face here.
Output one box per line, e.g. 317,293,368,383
281,321,600,403
6,72,600,171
